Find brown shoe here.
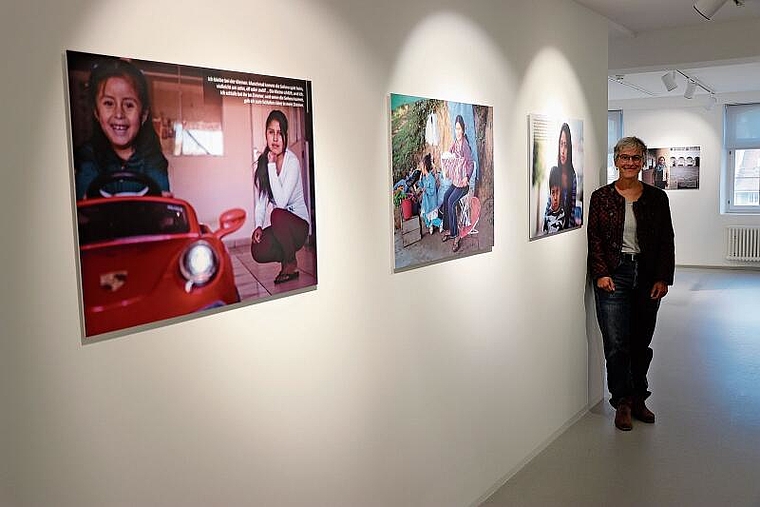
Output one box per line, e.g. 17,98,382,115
615,398,633,431
632,397,655,423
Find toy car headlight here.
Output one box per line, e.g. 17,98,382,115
180,241,218,290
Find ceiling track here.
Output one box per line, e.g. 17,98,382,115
608,75,656,96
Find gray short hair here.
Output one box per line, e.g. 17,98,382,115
614,136,647,160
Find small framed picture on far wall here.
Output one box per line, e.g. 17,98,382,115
644,146,700,190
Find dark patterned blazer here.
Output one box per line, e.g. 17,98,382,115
587,182,675,286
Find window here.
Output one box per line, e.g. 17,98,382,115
148,66,224,157
725,103,760,213
607,110,623,184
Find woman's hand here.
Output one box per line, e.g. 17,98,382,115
596,276,615,292
268,150,277,163
252,227,263,244
650,281,669,299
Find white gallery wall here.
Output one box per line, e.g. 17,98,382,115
610,95,760,267
610,18,760,268
0,1,607,506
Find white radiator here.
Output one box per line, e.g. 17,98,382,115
726,226,760,261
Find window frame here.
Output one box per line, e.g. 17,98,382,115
724,103,760,214
607,109,623,184
726,148,760,212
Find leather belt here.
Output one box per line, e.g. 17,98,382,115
621,252,638,262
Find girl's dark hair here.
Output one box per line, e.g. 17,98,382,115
557,123,578,229
557,122,573,170
423,153,433,173
87,58,163,164
455,114,470,147
254,110,289,200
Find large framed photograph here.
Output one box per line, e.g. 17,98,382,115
389,94,494,271
643,146,700,190
66,50,317,340
529,114,584,240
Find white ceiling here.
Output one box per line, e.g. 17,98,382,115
572,0,760,100
574,0,760,36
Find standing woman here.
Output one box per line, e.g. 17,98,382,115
251,110,310,284
440,114,474,252
588,136,675,431
654,155,667,189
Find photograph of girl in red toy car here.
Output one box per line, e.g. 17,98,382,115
66,51,317,340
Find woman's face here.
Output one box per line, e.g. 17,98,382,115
266,119,284,156
94,76,146,156
455,121,463,141
559,130,569,166
615,147,644,181
658,156,666,165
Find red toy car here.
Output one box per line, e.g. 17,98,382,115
77,172,246,337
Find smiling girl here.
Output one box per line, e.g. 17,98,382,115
74,58,169,199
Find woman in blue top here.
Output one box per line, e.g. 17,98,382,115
74,58,169,199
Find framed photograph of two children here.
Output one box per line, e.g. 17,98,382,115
528,114,584,240
389,93,494,272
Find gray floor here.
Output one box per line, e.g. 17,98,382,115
482,267,760,507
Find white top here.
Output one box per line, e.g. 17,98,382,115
621,201,640,254
254,148,310,229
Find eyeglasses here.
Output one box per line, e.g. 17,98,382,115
617,154,643,163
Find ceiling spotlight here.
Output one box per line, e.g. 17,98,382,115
693,0,731,20
684,80,697,99
705,94,718,111
662,71,678,92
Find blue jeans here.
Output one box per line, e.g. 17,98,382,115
441,185,468,236
594,257,661,408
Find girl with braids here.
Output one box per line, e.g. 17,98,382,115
251,110,310,284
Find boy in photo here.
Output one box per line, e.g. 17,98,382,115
543,165,565,234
